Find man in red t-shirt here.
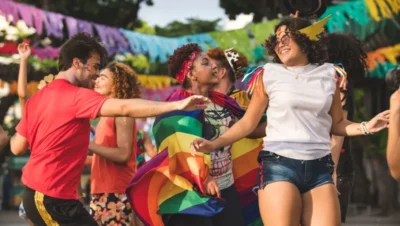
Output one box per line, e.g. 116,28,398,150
10,33,209,226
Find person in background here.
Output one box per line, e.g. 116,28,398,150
326,33,368,223
17,43,31,113
15,42,33,226
387,68,400,181
207,47,266,138
206,47,250,109
136,129,157,168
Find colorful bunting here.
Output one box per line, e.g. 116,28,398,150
121,30,218,63
367,43,400,71
137,75,177,89
365,0,400,21
0,0,397,63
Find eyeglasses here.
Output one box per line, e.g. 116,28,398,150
274,33,291,50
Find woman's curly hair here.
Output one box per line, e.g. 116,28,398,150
264,17,328,65
206,47,249,82
324,33,368,82
167,43,201,89
106,62,141,99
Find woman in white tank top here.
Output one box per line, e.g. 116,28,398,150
191,17,389,226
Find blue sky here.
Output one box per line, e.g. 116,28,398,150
138,0,254,30
139,0,227,27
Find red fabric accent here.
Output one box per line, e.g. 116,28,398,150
175,51,199,84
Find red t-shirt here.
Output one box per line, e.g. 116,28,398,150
91,117,137,194
16,79,107,199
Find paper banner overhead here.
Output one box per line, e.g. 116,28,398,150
365,0,400,21
0,0,398,81
120,30,218,63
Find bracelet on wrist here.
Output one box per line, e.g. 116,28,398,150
360,121,373,135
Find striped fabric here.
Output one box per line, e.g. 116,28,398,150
126,89,262,226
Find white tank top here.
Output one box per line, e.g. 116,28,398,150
262,63,336,160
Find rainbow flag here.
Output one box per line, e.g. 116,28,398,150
126,90,263,226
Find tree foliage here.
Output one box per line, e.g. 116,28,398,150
155,18,220,37
219,0,284,22
219,0,338,22
134,20,156,35
16,0,154,29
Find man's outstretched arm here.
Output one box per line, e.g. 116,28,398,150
97,96,209,118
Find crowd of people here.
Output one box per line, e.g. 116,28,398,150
0,14,398,226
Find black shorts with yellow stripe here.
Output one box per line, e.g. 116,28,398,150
23,186,97,226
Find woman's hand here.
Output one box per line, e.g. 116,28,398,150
190,138,215,155
204,176,220,198
17,43,31,61
366,110,390,134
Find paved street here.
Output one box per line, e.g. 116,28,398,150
1,209,400,226
0,210,25,226
343,213,400,226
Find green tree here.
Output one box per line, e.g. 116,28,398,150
219,0,339,22
134,20,156,35
155,18,220,37
16,0,154,29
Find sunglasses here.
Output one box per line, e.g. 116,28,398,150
274,33,291,50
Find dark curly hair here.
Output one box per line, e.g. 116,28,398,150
385,67,400,91
167,43,202,89
324,33,368,82
106,62,141,99
58,33,108,71
206,47,249,82
264,17,328,65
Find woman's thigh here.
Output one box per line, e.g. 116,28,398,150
301,183,341,226
258,181,302,226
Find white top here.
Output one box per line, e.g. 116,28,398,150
262,63,337,160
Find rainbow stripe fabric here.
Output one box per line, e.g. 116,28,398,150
126,89,263,226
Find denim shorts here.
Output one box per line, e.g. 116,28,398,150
257,151,335,194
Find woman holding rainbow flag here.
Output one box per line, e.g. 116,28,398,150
127,43,265,226
191,16,390,226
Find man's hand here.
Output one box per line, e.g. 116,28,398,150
204,176,220,198
176,95,210,111
17,43,31,61
190,138,215,155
